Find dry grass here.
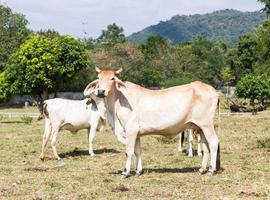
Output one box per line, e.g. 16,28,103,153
0,107,270,199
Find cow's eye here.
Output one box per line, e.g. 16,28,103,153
110,77,115,81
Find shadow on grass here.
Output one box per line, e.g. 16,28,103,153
109,167,200,175
59,148,120,158
144,167,200,174
0,121,25,124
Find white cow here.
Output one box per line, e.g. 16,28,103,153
40,96,106,160
84,68,220,177
178,129,202,157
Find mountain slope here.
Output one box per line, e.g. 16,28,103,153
128,9,266,45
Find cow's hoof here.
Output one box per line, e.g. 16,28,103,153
198,153,203,157
135,171,143,177
56,157,61,161
206,170,215,176
90,153,96,157
177,149,183,153
188,154,193,157
120,171,130,179
40,157,44,161
198,168,207,174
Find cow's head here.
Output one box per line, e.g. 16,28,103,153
83,67,125,98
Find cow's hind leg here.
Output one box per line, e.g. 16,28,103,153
187,129,193,157
40,118,52,160
199,131,209,174
177,131,185,152
51,126,61,160
201,126,220,175
134,137,143,176
197,132,203,157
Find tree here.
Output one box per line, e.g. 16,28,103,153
221,66,235,96
232,34,258,81
5,34,89,112
140,35,171,60
0,72,9,102
97,23,127,47
258,0,270,16
221,67,234,85
236,74,270,105
253,19,270,75
0,4,31,67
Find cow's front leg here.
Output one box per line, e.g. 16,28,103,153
88,125,97,157
121,128,138,178
134,137,143,176
199,131,209,174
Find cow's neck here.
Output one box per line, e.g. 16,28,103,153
105,88,126,144
105,91,117,129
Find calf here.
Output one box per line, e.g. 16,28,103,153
40,96,106,160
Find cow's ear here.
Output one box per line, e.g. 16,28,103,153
95,67,101,74
115,68,123,75
115,77,125,89
84,80,98,97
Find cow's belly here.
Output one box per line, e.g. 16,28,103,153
61,122,90,133
138,105,189,135
139,119,187,136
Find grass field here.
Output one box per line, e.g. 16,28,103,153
0,107,270,199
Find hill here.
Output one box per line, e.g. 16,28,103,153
128,9,266,45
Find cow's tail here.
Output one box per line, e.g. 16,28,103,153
43,102,49,118
216,97,221,171
217,97,221,135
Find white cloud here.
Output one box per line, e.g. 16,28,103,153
3,0,264,38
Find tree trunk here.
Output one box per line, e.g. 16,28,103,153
250,98,255,106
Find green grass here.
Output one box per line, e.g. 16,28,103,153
0,107,270,199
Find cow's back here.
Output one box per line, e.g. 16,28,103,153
117,81,218,136
44,98,96,131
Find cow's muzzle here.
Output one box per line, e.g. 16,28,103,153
97,89,106,98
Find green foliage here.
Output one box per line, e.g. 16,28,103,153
0,72,9,102
140,35,171,60
258,0,270,16
0,4,31,66
97,23,127,47
137,68,162,87
5,34,89,97
236,74,270,102
221,67,234,84
232,34,258,81
161,74,195,88
128,9,266,46
232,19,270,83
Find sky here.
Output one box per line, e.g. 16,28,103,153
3,0,264,39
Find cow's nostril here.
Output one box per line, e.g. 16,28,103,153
98,89,105,94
